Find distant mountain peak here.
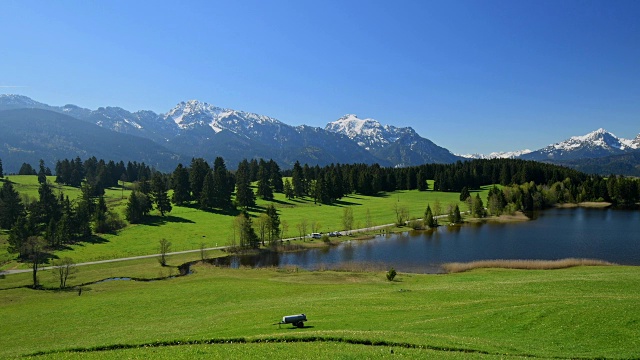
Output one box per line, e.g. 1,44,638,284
325,114,415,149
164,100,285,135
521,128,638,161
458,149,533,159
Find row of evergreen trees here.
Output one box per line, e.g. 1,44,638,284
55,157,153,194
1,179,124,259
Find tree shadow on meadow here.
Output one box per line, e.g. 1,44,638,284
142,215,196,227
333,198,363,207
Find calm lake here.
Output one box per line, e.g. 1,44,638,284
216,207,640,273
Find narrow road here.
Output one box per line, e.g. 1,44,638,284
0,214,453,276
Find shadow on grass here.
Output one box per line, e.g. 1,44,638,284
199,207,242,217
66,235,110,248
333,199,362,207
269,198,295,206
142,215,196,226
285,325,315,330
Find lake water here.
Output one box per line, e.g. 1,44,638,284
215,208,640,273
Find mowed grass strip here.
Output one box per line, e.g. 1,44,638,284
1,265,639,359
24,341,529,360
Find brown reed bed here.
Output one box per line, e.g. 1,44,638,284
442,258,615,273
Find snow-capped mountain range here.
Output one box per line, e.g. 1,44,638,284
458,149,533,160
520,128,640,161
0,94,638,172
324,114,413,150
0,94,461,169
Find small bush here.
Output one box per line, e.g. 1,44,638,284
386,267,397,281
408,219,423,230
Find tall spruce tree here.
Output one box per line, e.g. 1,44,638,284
283,178,294,199
256,160,273,200
0,158,3,178
424,204,436,228
170,163,191,206
0,181,25,229
199,170,215,210
212,157,232,209
151,173,172,216
266,204,280,242
268,159,284,193
292,161,305,198
235,159,256,208
189,158,210,203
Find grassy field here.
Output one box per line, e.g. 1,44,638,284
1,263,638,359
1,176,484,269
2,176,637,359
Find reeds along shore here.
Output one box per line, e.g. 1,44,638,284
443,258,614,273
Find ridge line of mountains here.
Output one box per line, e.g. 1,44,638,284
1,94,639,175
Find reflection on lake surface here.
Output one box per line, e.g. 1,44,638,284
215,208,640,273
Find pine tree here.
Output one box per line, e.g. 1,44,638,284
0,158,3,178
472,194,485,218
37,160,47,184
170,163,191,205
424,204,436,228
417,170,427,191
283,178,294,199
199,170,215,210
266,204,280,242
459,186,471,201
0,181,25,229
189,158,210,202
125,191,152,223
7,215,33,258
453,204,462,223
235,160,256,208
151,173,172,216
35,181,60,230
292,161,305,198
268,159,284,193
212,157,232,209
236,211,258,248
256,159,273,200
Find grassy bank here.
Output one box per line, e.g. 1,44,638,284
1,265,639,359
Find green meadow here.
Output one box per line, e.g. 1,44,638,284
1,176,477,268
1,262,638,359
2,175,638,359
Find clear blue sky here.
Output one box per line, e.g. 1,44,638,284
2,0,639,154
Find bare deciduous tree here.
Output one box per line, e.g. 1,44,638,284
25,236,46,288
200,242,207,262
52,257,77,289
159,238,171,266
342,207,354,235
257,213,269,246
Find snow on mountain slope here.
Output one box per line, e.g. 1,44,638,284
459,149,533,159
521,128,637,161
164,100,285,135
324,114,413,150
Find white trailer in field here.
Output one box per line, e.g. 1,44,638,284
279,314,307,328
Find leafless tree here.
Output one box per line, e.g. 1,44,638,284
52,257,77,289
159,238,171,266
24,236,46,288
200,242,207,262
256,213,269,246
342,207,354,235
365,208,373,229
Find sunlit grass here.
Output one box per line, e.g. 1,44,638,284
1,265,639,359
